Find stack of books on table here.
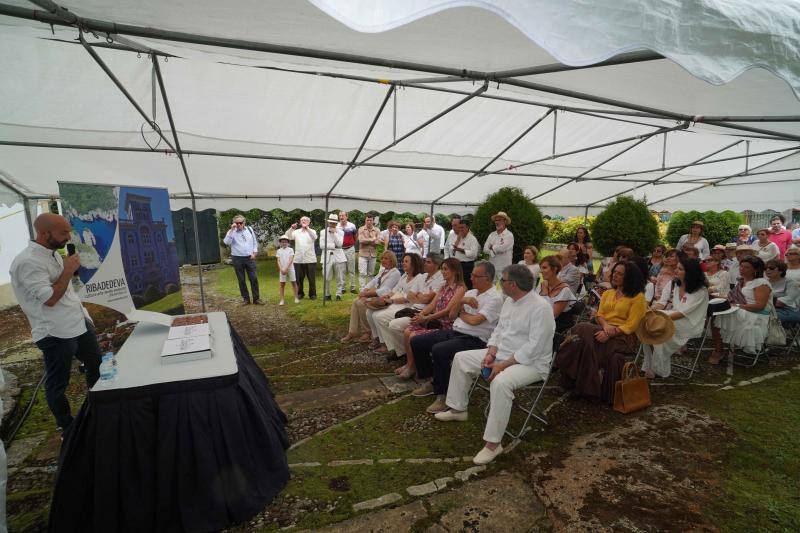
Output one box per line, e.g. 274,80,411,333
161,315,212,364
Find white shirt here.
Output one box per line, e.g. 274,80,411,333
364,267,401,297
444,230,458,259
276,246,295,270
409,271,445,309
223,225,258,257
483,229,515,272
676,235,711,259
429,223,445,253
557,262,582,296
403,233,422,255
416,230,430,257
487,290,555,374
10,241,87,342
287,226,318,264
518,261,541,286
538,284,576,313
454,287,503,342
659,284,709,339
320,227,346,263
706,269,730,297
452,232,479,262
755,241,780,262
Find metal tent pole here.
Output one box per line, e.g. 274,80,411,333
657,165,800,185
584,140,743,207
322,196,329,307
152,54,207,312
433,108,554,203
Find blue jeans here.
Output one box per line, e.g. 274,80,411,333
34,321,101,430
776,307,800,324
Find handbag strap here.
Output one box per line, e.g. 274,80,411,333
621,361,640,381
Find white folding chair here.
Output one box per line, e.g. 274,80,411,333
468,353,555,440
783,322,800,356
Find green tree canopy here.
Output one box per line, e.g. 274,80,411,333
471,187,546,263
591,196,660,256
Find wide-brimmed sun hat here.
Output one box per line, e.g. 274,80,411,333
491,211,511,225
691,220,704,227
636,309,675,345
327,213,339,224
735,244,756,253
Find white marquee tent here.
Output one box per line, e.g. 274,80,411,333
2,0,800,225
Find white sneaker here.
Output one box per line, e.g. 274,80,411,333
434,409,468,422
473,444,503,465
279,300,285,306
294,298,300,304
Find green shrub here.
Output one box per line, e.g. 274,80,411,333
591,196,660,256
665,210,744,249
471,187,546,263
544,216,596,244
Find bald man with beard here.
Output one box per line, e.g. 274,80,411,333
10,213,101,433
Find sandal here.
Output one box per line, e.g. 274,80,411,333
357,333,372,343
398,366,416,380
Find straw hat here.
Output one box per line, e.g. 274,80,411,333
636,309,675,345
712,244,726,252
492,211,511,225
724,243,737,250
327,213,339,224
278,234,290,242
735,244,755,253
690,220,704,227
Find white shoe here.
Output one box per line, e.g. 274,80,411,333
279,300,285,306
434,409,467,422
473,444,503,465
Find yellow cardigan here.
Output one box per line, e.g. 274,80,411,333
598,290,647,335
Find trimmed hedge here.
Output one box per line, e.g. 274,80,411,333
471,187,546,263
665,210,744,249
591,196,660,256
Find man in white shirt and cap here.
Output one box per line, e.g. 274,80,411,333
435,264,554,465
483,211,515,281
286,216,318,300
321,213,347,300
9,213,102,432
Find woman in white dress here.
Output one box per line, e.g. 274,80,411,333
710,256,772,363
517,245,541,285
705,255,730,298
676,220,710,259
644,257,709,378
754,228,780,262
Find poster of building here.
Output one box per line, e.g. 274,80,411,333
58,182,184,316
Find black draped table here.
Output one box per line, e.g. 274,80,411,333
49,312,290,533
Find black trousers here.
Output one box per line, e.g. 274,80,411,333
460,260,475,290
34,320,101,429
294,262,317,298
232,256,260,302
411,329,486,394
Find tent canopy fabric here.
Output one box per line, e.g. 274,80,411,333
1,0,799,216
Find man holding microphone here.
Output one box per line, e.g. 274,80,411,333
10,213,101,432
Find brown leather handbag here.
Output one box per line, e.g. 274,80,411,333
613,362,651,414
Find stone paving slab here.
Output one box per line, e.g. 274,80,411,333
7,434,45,468
379,375,420,394
277,377,389,411
314,500,427,532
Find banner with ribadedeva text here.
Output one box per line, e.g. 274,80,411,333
58,182,184,316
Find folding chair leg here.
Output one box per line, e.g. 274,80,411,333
732,345,767,367
671,326,709,380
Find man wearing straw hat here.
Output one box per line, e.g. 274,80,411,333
320,213,347,300
483,211,515,281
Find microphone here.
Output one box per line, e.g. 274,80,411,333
66,243,79,277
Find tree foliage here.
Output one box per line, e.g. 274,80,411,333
591,196,660,256
472,187,546,263
544,216,596,244
665,210,744,249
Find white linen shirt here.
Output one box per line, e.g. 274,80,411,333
416,229,430,257
222,225,258,257
287,227,318,264
319,227,346,263
452,232,480,262
453,286,503,342
364,267,401,297
483,229,515,273
487,290,555,374
429,223,445,253
444,230,458,259
409,271,445,309
10,241,87,342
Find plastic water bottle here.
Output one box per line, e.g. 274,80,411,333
99,352,117,383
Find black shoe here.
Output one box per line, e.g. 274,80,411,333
324,295,332,301
253,299,264,305
242,300,251,305
297,294,305,300
309,295,317,300
336,295,342,301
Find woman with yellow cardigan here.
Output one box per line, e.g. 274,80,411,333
556,260,647,404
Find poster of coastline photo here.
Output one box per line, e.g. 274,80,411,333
59,182,184,316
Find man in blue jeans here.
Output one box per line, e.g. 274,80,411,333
223,214,262,304
10,213,101,432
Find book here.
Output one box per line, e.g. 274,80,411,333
167,322,210,339
161,334,212,364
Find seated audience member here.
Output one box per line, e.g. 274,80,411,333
642,257,709,378
705,254,730,298
367,253,424,351
785,246,800,285
403,223,423,256
434,264,554,465
722,243,736,271
568,243,590,276
710,256,771,363
538,256,577,348
729,244,755,287
518,245,541,284
767,214,793,260
410,261,503,412
731,224,756,246
765,259,800,324
395,258,466,379
654,249,679,301
375,254,445,359
754,228,780,262
555,260,646,404
682,243,701,263
557,247,582,296
648,245,666,279
597,246,634,288
676,220,710,259
341,251,401,343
